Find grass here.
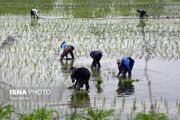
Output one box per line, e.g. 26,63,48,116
0,0,55,4
1,98,180,120
66,107,114,120
134,112,168,120
0,0,180,17
58,0,180,4
0,0,55,15
17,108,59,120
0,105,13,120
0,6,53,15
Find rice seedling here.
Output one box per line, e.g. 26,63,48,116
0,104,13,120
121,97,126,111
17,108,59,120
141,100,146,113
1,94,178,120
134,112,168,120
176,100,180,114
112,96,116,108
94,97,97,108
102,95,106,109
164,98,169,114
66,107,114,120
132,97,137,112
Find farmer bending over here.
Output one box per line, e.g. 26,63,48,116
60,41,75,60
117,57,135,78
30,9,40,19
137,9,148,19
90,51,102,69
70,67,90,91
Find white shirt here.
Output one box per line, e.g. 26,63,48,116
31,9,39,15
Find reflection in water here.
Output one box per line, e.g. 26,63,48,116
30,18,40,26
60,59,74,80
60,59,74,74
116,76,135,96
137,20,146,28
91,68,103,93
138,19,155,112
145,55,155,112
91,68,101,78
69,91,90,108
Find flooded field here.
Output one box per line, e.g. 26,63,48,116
0,17,180,119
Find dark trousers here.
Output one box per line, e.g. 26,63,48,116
60,46,74,60
76,79,90,91
30,10,34,17
91,53,102,68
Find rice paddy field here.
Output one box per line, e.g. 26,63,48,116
0,0,180,120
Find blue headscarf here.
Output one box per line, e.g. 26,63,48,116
60,41,69,49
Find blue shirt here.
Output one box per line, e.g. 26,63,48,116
121,57,131,70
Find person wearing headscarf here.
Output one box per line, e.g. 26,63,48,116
117,57,135,78
60,41,75,60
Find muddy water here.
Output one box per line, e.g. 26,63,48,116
0,17,180,119
62,58,180,111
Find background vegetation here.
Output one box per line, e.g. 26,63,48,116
0,0,180,17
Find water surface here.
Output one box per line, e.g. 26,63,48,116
0,17,180,119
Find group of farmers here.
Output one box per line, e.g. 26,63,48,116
30,8,148,91
59,41,135,91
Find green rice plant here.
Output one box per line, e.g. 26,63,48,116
86,107,114,120
176,100,180,114
164,98,169,114
121,97,126,111
141,100,146,113
134,112,168,120
132,97,137,112
70,91,90,108
112,70,116,77
66,108,114,120
154,98,160,113
94,97,97,107
111,96,116,108
96,76,102,85
66,112,85,120
0,104,13,120
18,108,59,120
96,76,102,92
102,96,106,109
